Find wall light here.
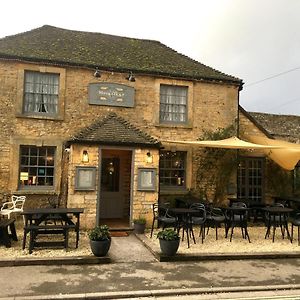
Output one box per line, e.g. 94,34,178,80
94,67,101,78
146,152,153,164
126,71,135,82
82,150,89,163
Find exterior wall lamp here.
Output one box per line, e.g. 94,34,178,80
146,151,153,164
126,71,135,82
94,67,101,78
82,150,89,163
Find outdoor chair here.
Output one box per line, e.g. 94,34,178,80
188,203,206,243
290,213,300,245
264,203,289,242
226,201,251,242
150,203,177,238
205,207,226,240
0,195,26,219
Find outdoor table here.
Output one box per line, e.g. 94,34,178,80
273,196,300,209
262,206,293,242
22,207,84,254
225,206,251,242
169,208,198,248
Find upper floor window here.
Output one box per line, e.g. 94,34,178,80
23,71,59,115
19,145,55,188
160,85,188,123
159,151,186,189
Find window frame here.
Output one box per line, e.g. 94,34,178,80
19,145,56,190
23,71,60,116
159,150,187,190
159,84,188,124
16,65,66,121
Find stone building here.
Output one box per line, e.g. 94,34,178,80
239,107,300,203
0,25,243,228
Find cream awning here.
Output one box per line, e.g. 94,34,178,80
162,136,282,150
245,135,300,171
162,136,300,170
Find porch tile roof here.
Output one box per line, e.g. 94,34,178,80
0,25,242,85
69,112,161,148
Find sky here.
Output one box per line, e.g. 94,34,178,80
1,0,300,116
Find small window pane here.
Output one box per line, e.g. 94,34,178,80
19,145,55,188
159,150,186,189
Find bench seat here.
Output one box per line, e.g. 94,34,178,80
0,218,18,248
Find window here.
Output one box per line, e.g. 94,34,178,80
19,146,55,188
159,151,186,188
237,157,264,203
23,71,59,115
160,85,187,123
101,158,120,192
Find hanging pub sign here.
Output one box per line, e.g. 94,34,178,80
88,83,135,107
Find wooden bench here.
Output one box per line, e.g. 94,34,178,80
0,218,18,248
24,224,76,254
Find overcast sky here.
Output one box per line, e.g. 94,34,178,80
1,0,300,116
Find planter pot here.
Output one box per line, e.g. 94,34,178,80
159,238,180,256
90,238,111,257
133,223,146,234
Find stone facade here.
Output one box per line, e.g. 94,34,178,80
0,59,240,228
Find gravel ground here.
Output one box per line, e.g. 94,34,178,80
1,221,300,259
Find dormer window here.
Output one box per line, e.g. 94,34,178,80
23,71,59,115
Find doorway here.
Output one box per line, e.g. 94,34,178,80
237,157,265,203
99,149,132,228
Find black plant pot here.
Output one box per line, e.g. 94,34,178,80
159,238,180,256
134,223,146,234
90,238,111,257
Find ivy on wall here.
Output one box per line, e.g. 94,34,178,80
194,125,237,205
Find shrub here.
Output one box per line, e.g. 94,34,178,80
133,217,146,225
88,225,111,241
157,228,179,241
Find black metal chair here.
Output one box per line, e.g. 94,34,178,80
206,207,226,240
290,212,300,245
226,202,251,243
188,203,206,244
150,203,177,238
264,203,287,242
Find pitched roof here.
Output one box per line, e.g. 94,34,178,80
0,25,242,85
69,112,161,148
248,110,300,142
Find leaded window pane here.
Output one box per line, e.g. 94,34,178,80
19,146,55,188
159,151,186,188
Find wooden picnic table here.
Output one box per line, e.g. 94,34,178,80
21,208,84,254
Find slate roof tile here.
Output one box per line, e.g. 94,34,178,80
0,25,242,85
69,112,161,148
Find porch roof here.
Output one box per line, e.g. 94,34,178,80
68,112,161,148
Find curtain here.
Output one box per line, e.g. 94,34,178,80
160,85,187,122
24,72,59,114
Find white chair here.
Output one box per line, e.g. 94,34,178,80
0,195,26,219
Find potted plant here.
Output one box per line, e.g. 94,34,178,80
88,225,111,257
157,228,180,256
133,217,146,234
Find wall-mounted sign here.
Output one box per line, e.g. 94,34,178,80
75,166,96,191
88,83,135,107
137,168,157,191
